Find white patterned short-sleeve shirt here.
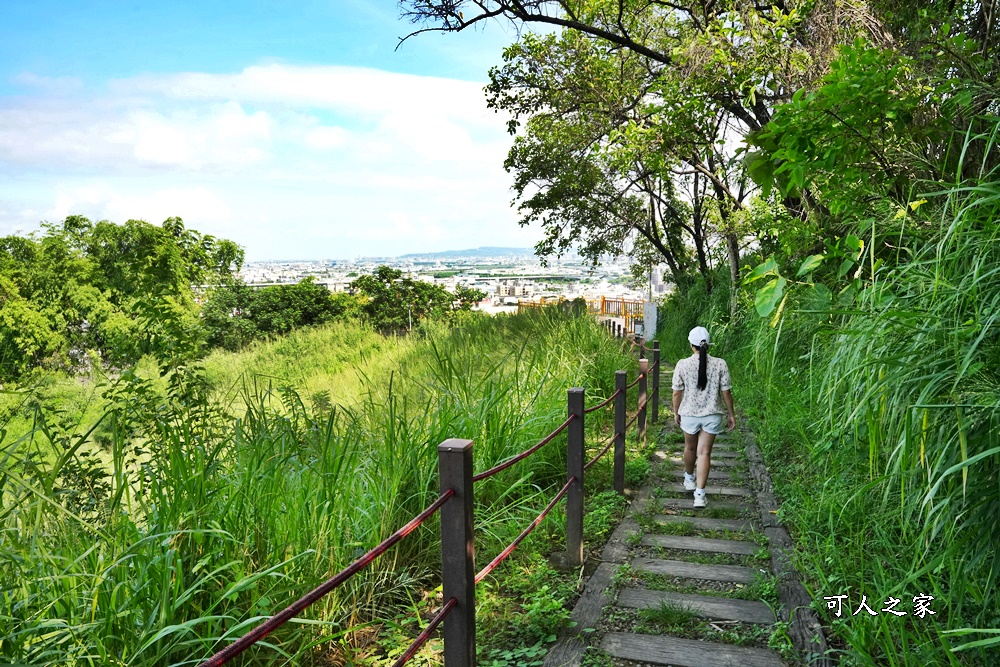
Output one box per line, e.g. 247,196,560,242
671,353,732,417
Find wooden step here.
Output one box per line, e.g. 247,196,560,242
670,469,733,480
661,483,750,496
642,534,758,555
654,449,740,460
651,514,752,533
660,497,750,511
542,563,618,667
710,449,740,458
631,557,758,584
667,455,741,467
602,632,783,667
661,439,738,450
617,589,776,624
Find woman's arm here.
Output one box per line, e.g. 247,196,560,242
672,390,683,425
722,389,735,430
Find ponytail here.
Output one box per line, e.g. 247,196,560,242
697,343,708,390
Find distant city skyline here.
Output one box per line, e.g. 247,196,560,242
243,245,592,263
236,249,653,303
0,1,545,260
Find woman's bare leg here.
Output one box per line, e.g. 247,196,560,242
683,429,699,476
695,429,717,489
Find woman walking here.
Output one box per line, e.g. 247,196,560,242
671,326,735,508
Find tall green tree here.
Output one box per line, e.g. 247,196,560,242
201,278,361,350
351,266,485,332
0,216,243,378
406,0,879,305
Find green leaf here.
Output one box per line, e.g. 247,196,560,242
754,277,786,317
943,628,1000,652
804,282,832,313
743,150,775,196
745,257,778,284
837,258,855,278
796,254,824,277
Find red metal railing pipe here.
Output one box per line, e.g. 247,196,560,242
197,489,455,667
388,597,458,667
474,477,575,583
472,415,576,482
584,389,622,414
627,372,645,390
625,411,640,430
584,433,617,471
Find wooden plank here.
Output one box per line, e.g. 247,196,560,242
666,455,741,467
670,469,733,480
654,449,739,460
601,518,638,564
651,514,752,533
627,485,654,517
641,534,758,555
631,557,757,584
711,449,740,458
660,497,750,511
569,562,615,630
683,440,735,448
617,589,776,624
542,637,584,667
660,438,737,449
661,483,750,496
602,632,783,667
542,563,618,667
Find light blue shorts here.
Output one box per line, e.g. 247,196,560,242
680,414,725,435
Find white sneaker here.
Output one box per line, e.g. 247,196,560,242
693,491,707,509
683,475,696,491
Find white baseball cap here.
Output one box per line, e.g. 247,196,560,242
688,326,710,346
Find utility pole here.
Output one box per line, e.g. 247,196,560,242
648,260,653,301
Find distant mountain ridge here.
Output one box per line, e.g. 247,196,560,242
398,247,536,259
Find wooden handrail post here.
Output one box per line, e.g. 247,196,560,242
638,359,648,444
438,439,475,667
637,336,645,363
651,342,660,424
614,370,627,495
566,388,585,568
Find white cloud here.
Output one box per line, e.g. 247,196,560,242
122,102,272,168
305,125,350,150
117,64,498,126
0,63,536,259
51,184,233,229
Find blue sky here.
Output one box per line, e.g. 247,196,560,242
0,1,541,259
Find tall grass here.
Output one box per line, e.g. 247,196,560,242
657,128,1000,664
0,308,633,665
200,319,402,410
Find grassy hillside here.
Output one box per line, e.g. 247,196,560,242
1,309,637,666
201,319,415,409
1,320,426,448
